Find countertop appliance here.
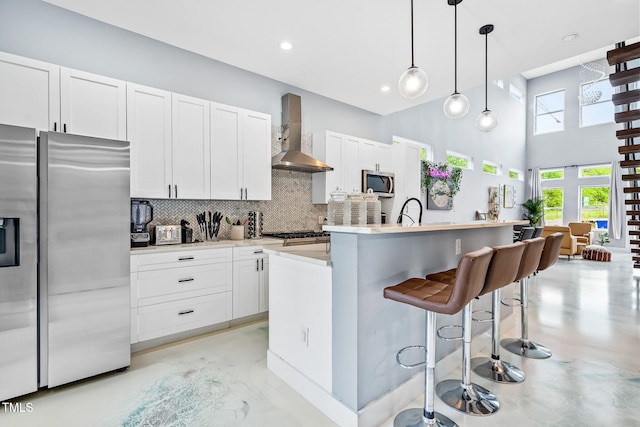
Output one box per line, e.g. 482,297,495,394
131,199,153,247
152,224,182,245
263,230,330,246
362,169,394,198
0,125,131,401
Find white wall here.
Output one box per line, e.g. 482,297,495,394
525,60,625,247
0,0,527,226
380,76,528,223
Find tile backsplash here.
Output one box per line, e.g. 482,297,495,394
141,127,327,241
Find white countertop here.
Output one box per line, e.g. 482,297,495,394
131,237,284,254
264,243,331,267
323,219,528,235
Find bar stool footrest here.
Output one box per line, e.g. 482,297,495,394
500,297,522,307
471,309,493,323
436,325,463,341
396,345,427,369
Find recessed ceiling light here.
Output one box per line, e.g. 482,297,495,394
380,85,391,92
562,32,579,42
280,41,293,51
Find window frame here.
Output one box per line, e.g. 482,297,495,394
579,185,610,229
446,150,474,171
542,187,564,225
482,160,502,176
579,77,614,128
534,89,565,135
540,168,564,181
508,168,524,181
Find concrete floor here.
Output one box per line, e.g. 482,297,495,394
1,247,637,426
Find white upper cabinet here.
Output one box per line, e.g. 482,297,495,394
60,68,127,140
171,94,211,200
211,103,271,200
0,52,60,131
127,83,172,198
359,138,391,173
311,130,360,203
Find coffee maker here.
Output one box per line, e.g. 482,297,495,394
131,200,153,247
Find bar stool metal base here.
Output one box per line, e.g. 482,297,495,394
436,380,500,416
500,337,552,359
393,408,457,427
470,357,525,383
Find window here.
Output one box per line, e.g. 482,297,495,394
482,160,502,175
541,169,564,180
509,168,523,180
509,84,524,104
579,164,611,178
543,188,563,225
535,89,565,135
446,150,474,170
580,78,614,127
580,186,610,229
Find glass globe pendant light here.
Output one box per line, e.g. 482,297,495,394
398,0,428,99
476,24,497,132
443,0,470,119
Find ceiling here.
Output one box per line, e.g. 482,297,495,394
43,0,640,116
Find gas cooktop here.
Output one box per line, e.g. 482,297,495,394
263,230,330,246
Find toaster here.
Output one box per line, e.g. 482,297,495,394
152,225,182,245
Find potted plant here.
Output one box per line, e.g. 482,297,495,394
596,231,610,246
521,197,544,226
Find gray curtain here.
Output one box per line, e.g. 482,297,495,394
609,161,623,240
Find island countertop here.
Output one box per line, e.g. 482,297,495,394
323,219,528,234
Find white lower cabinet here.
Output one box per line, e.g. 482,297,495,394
130,248,232,343
232,246,269,319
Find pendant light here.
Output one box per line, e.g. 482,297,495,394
398,0,428,99
476,24,498,132
443,0,470,119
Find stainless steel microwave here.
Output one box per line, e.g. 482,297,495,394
362,170,394,198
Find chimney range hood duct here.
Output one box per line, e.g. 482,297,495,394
271,93,333,173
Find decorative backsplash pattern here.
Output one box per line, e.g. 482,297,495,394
143,127,327,241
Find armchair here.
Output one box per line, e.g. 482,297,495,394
541,225,578,259
568,222,592,253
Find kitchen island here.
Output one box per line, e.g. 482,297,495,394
267,220,526,427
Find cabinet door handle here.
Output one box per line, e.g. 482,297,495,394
53,122,57,132
244,188,247,199
240,188,243,199
178,309,194,316
256,259,260,271
253,249,263,254
261,258,264,271
175,185,178,198
168,185,172,198
178,256,194,261
63,123,67,133
178,278,194,283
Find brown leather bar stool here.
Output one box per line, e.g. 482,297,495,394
383,247,494,427
501,233,563,359
470,241,531,383
433,242,524,414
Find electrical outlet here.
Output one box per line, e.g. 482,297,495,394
455,239,461,255
318,215,325,225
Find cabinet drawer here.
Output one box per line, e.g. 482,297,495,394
137,262,231,306
137,292,231,342
132,247,232,271
233,245,264,261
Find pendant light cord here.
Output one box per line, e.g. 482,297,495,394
454,1,458,92
484,30,488,111
410,0,415,67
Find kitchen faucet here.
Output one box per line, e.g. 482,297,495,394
396,197,423,225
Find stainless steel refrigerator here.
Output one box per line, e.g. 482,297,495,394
0,124,130,401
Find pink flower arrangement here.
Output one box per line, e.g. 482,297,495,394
427,168,451,179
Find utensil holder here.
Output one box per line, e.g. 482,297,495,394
230,225,244,240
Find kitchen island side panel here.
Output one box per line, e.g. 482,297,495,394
330,226,513,411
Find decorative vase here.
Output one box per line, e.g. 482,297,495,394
427,179,454,210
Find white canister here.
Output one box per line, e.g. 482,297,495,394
230,225,244,240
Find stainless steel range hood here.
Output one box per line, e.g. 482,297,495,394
272,93,333,173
